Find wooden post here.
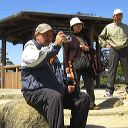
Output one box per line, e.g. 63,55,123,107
1,32,6,66
0,65,4,88
1,32,6,88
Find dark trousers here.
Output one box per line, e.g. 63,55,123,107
74,69,95,106
107,47,128,93
23,88,90,128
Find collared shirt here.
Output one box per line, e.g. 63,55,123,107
98,21,128,50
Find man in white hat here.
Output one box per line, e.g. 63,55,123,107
21,23,90,128
99,9,128,97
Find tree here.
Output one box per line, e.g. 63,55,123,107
0,48,14,66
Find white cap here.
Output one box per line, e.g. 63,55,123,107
70,17,84,27
113,9,123,16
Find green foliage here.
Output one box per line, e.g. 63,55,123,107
117,62,124,76
0,48,14,66
100,62,125,85
100,75,108,85
116,62,125,84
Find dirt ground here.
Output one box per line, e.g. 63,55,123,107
64,110,128,128
87,113,128,128
0,86,128,128
64,85,128,128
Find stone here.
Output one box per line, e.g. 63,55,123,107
0,99,48,128
114,99,124,107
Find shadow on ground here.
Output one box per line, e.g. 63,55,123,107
86,125,105,128
65,125,105,128
98,97,120,109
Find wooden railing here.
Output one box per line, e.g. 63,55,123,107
0,65,21,89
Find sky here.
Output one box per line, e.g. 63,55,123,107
0,0,128,64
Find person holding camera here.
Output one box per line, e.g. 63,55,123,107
21,23,90,128
99,9,128,97
64,17,99,110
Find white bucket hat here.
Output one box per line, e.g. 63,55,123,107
70,17,84,27
113,9,123,16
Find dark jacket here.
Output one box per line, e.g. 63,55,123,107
21,40,66,95
64,35,80,64
21,62,66,95
64,34,91,68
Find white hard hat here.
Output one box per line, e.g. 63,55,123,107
113,9,123,16
70,17,84,27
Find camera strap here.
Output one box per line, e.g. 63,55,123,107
75,36,88,46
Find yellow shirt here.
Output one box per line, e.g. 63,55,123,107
98,22,128,50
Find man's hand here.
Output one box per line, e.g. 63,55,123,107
67,85,75,93
67,81,76,93
55,31,66,46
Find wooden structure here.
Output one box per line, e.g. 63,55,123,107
0,65,21,88
0,11,113,89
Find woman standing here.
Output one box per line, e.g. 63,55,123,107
64,17,99,110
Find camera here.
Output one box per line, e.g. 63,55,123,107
66,77,74,85
65,35,72,42
65,73,74,86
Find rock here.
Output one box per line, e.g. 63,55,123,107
114,99,124,107
0,99,48,128
123,97,128,106
118,112,124,116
